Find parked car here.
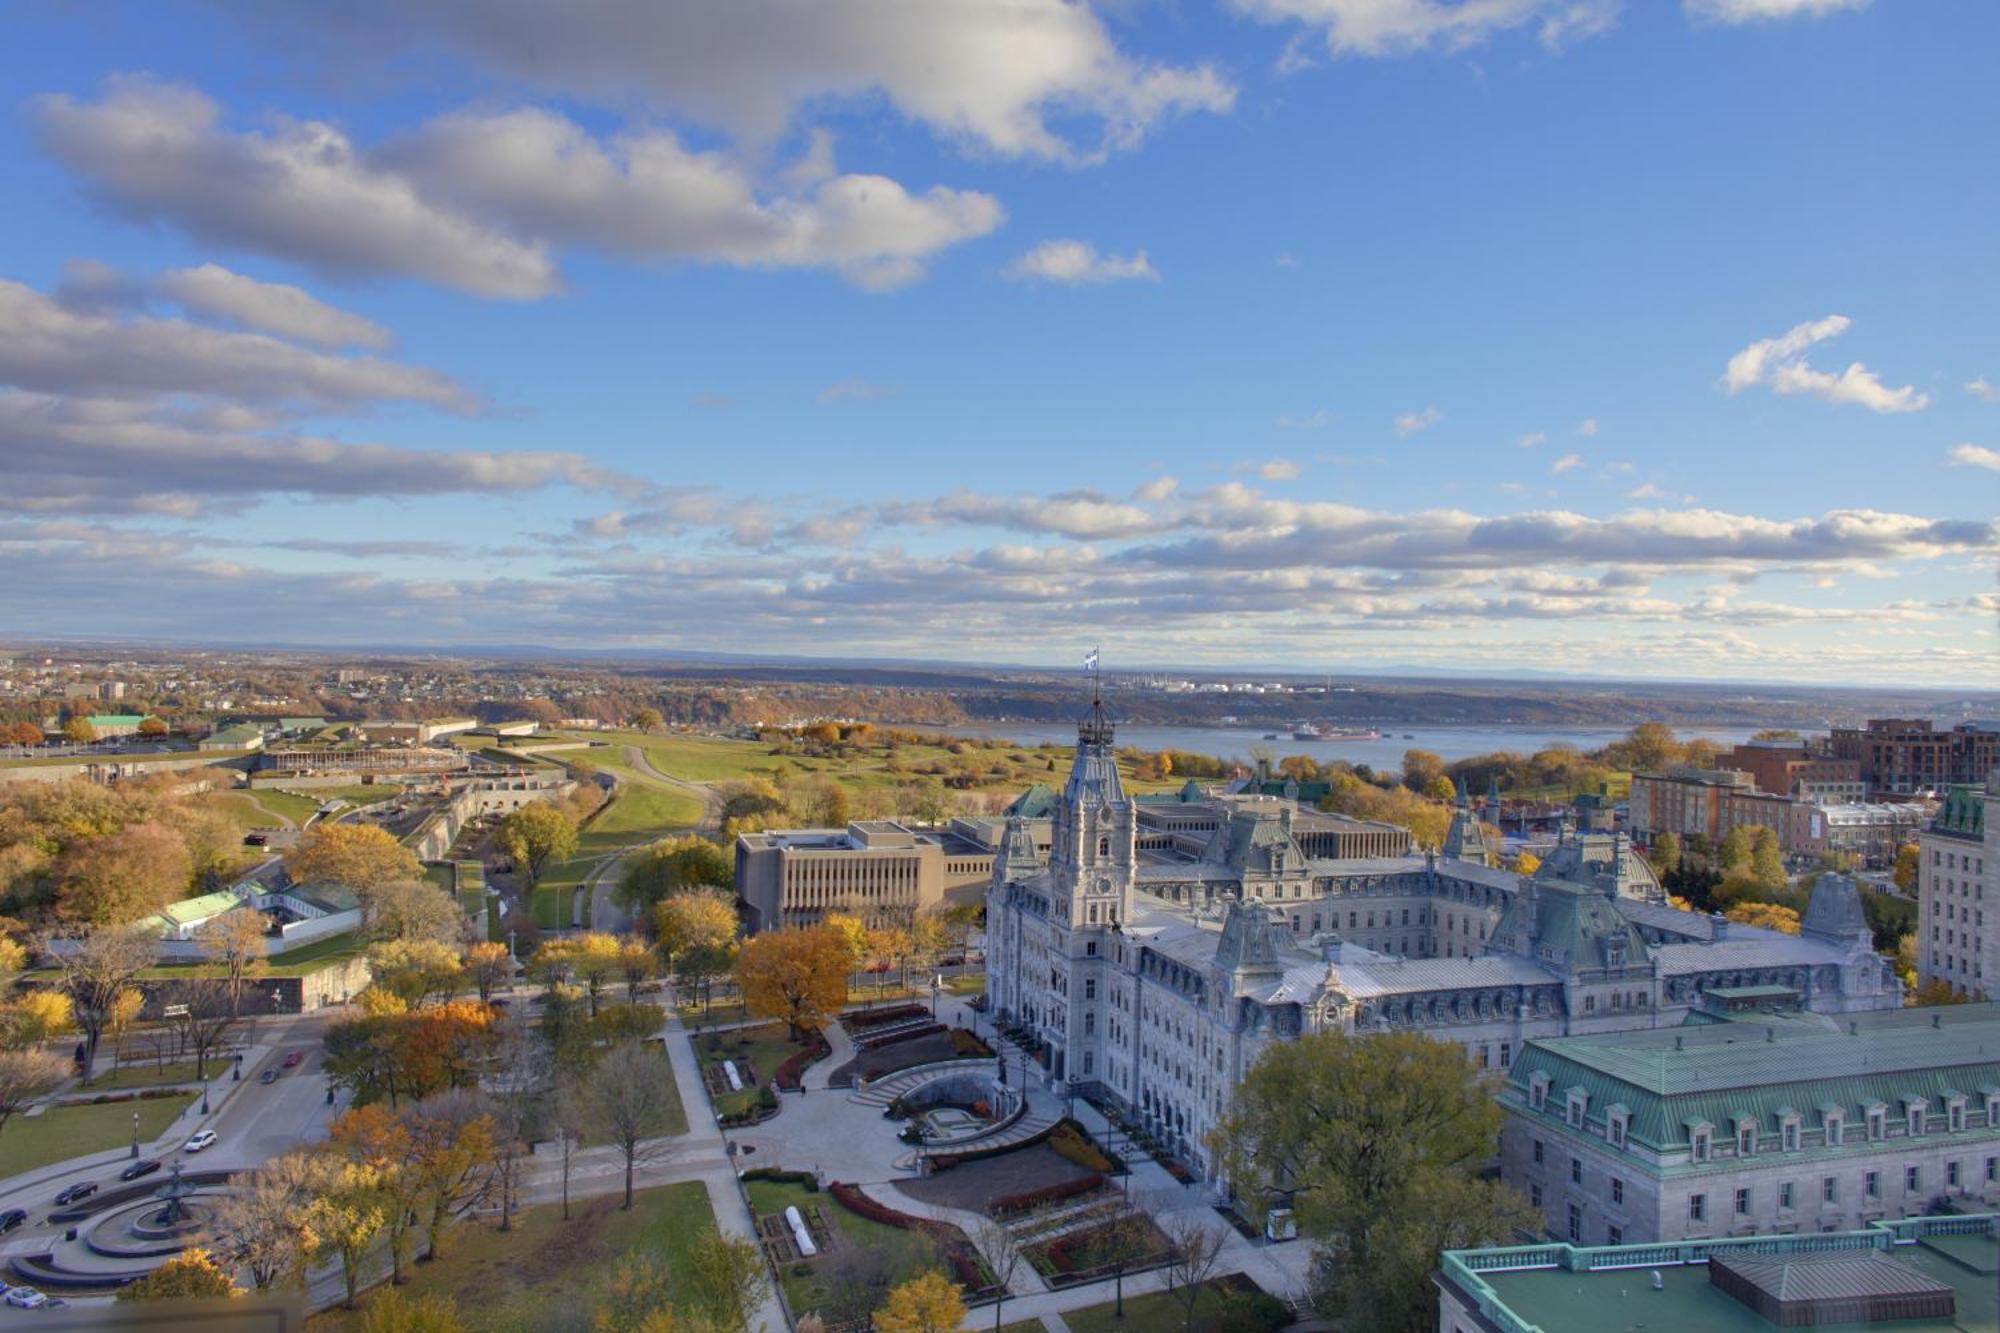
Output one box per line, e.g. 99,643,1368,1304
51,1182,96,1207
6,1288,46,1308
282,1051,304,1068
0,1208,26,1233
243,832,269,847
118,1159,161,1182
259,1067,280,1084
182,1130,217,1154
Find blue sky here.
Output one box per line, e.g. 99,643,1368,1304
1,0,1995,682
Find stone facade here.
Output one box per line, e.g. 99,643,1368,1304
1917,774,1998,997
986,706,1904,1185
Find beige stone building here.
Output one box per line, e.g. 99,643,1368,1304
733,820,994,931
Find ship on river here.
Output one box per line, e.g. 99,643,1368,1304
1291,723,1382,742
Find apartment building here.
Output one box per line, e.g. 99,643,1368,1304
1830,719,2000,797
1918,776,1998,998
1718,740,1863,802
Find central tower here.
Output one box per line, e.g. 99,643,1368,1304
1050,662,1135,929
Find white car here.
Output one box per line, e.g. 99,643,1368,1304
5,1288,45,1308
182,1130,217,1153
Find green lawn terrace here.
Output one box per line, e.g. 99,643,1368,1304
1440,1215,2000,1333
0,1092,197,1178
307,1181,715,1333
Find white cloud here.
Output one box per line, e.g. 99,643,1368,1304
1517,431,1546,448
37,80,1002,297
236,0,1235,165
1949,443,2000,473
1008,241,1158,285
158,263,391,349
1551,452,1583,474
1133,476,1179,503
0,278,472,411
1236,458,1302,480
1723,314,1927,414
386,108,1003,292
1395,406,1443,437
36,77,556,299
818,378,896,405
1232,0,1622,58
1576,417,1599,437
1277,409,1332,429
1626,482,1670,499
1967,377,1999,402
1686,0,1868,23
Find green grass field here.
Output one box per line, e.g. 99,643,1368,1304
291,783,404,807
0,1093,197,1177
308,1181,715,1333
198,788,318,828
86,1059,206,1090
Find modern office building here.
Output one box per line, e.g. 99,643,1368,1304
1918,776,1998,998
733,820,996,931
1501,1000,2000,1251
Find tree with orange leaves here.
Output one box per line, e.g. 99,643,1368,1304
736,926,848,1038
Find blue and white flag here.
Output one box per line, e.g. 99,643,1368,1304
1083,648,1099,673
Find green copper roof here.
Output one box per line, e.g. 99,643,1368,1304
1933,785,1986,839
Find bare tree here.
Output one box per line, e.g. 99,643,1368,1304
42,927,157,1084
1158,1207,1230,1333
554,1084,588,1222
0,1050,69,1139
194,907,270,1017
488,1012,549,1232
972,1216,1027,1333
1080,1194,1158,1319
574,1040,677,1209
176,976,241,1081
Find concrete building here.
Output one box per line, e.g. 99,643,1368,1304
98,681,125,702
1831,719,2000,798
1502,1000,2000,1252
1918,775,1998,998
255,745,462,776
986,692,1901,1185
1437,1213,1999,1333
734,821,994,931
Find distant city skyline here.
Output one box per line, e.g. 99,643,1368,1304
1,2,1995,683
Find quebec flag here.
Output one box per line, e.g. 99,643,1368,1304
1083,648,1099,672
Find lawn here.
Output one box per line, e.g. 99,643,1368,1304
86,1058,206,1090
692,1023,799,1119
677,984,919,1027
308,1181,715,1333
0,1093,197,1177
744,1177,948,1322
295,783,403,807
243,788,331,823
197,789,311,830
591,777,704,837
1060,1275,1282,1333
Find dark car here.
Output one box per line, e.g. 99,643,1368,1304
243,832,269,847
282,1051,303,1068
51,1182,96,1207
118,1159,161,1182
0,1209,26,1233
259,1067,279,1084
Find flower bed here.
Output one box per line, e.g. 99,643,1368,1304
827,1182,1002,1299
857,1022,945,1051
1047,1121,1117,1173
1028,1215,1175,1287
947,1029,994,1059
991,1173,1106,1217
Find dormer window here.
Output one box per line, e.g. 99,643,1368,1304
1986,1093,2000,1126
1566,1090,1587,1129
1736,1121,1756,1157
1867,1105,1887,1141
1691,1125,1713,1163
1948,1097,1967,1133
1824,1110,1845,1147
1781,1117,1801,1153
1528,1072,1550,1112
1608,1105,1630,1150
1906,1101,1928,1137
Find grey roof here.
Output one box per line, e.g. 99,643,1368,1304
1328,953,1556,999
1653,931,1853,978
1800,873,1872,943
1490,881,1652,971
1623,899,1717,940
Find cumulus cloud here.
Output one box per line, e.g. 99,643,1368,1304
1723,314,1927,413
233,0,1234,165
1576,417,1599,437
36,77,556,299
383,107,1003,291
1968,377,1999,402
1517,431,1546,448
1232,0,1622,58
1395,406,1443,437
1686,0,1868,23
1626,482,1670,500
1008,240,1158,285
0,278,473,412
1950,443,2000,472
36,79,1001,297
157,264,392,349
1551,452,1583,474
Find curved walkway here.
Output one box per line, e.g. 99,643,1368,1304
800,1022,855,1092
624,746,726,833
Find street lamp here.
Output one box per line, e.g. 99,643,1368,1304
130,1110,139,1160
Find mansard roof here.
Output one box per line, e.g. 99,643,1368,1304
1533,830,1662,899
1200,806,1308,876
1007,783,1060,819
1490,881,1654,971
1931,783,1986,839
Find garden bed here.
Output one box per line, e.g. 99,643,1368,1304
695,1023,804,1120
1027,1214,1176,1289
1060,1273,1291,1333
745,1176,994,1324
836,1027,994,1083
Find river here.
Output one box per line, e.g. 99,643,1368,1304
947,721,1765,774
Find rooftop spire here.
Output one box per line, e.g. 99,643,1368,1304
1079,646,1112,748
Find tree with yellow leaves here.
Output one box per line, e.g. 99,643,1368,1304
305,1160,388,1309
286,823,422,898
653,890,738,997
115,1247,240,1301
1724,902,1801,935
463,940,512,1003
822,912,871,973
361,1289,468,1333
1511,852,1542,877
736,926,848,1038
0,989,74,1050
872,1270,966,1333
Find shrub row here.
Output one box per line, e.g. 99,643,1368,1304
741,1167,819,1191
843,1003,927,1030
991,1173,1106,1217
1047,1121,1115,1173
946,1029,994,1059
73,1086,188,1106
773,1030,832,1090
827,1181,998,1296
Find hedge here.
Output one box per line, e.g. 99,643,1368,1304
1047,1121,1114,1173
843,1003,927,1030
773,1030,831,1090
991,1173,1106,1217
947,1029,994,1058
857,1022,944,1051
741,1167,819,1191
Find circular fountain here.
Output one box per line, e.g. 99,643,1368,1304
11,1166,237,1290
